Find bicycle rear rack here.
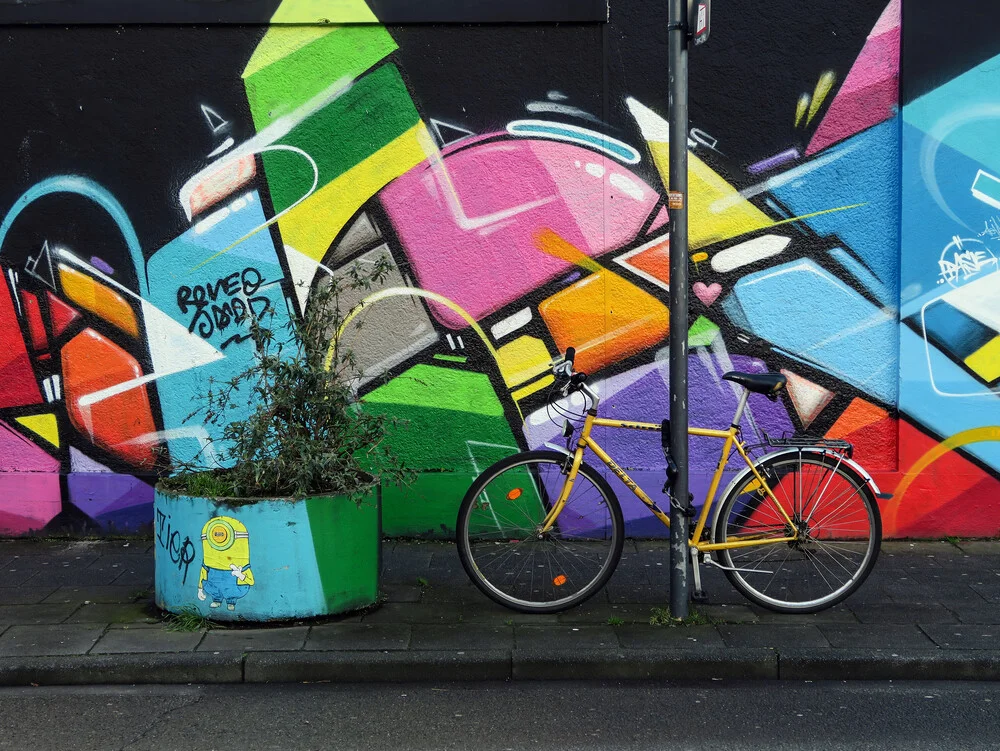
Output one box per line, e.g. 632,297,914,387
765,433,853,458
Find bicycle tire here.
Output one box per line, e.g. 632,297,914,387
713,450,881,613
457,450,625,614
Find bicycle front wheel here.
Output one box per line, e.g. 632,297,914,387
457,450,624,614
713,451,881,613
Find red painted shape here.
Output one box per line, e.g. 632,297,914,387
61,328,158,468
882,421,1000,537
47,292,82,338
20,291,47,352
0,268,42,408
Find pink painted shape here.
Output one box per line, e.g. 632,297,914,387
806,0,900,155
0,420,61,534
647,206,669,234
380,139,658,329
528,141,660,255
693,281,722,306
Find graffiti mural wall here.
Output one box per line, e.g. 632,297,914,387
0,0,995,538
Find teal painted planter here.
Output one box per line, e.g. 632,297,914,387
154,485,381,622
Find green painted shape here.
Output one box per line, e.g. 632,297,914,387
244,24,398,130
363,365,521,537
304,488,380,612
258,64,420,214
363,363,506,418
688,315,720,348
433,354,469,363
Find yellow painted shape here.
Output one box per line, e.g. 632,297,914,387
58,265,139,338
243,26,333,79
278,123,428,261
16,414,60,448
512,375,555,402
533,228,603,274
272,0,377,24
964,337,1000,383
795,93,810,127
807,71,837,125
646,141,773,249
496,336,552,388
887,426,1000,532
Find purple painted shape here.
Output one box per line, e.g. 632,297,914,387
380,138,659,329
748,148,800,175
69,446,113,473
0,420,61,533
95,502,154,533
807,0,899,155
0,419,60,472
524,355,795,535
68,473,153,522
90,256,115,275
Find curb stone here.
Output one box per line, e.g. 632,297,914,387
0,649,999,686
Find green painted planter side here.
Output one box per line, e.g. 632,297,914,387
154,486,381,622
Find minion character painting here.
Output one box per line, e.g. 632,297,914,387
197,516,255,611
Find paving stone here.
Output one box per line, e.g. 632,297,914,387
0,604,80,625
0,625,105,656
0,564,39,586
695,604,758,623
41,586,146,605
850,603,958,624
0,586,58,605
920,623,1000,650
605,584,672,604
91,626,204,653
198,626,309,652
409,624,513,651
556,602,652,624
969,579,1000,603
949,604,1000,625
515,625,618,650
65,603,158,624
418,584,486,605
108,568,154,587
884,579,982,604
955,541,1000,556
25,567,122,587
718,624,831,649
361,603,465,624
881,541,967,558
616,624,725,649
819,623,937,650
747,606,859,624
382,584,424,603
306,624,410,651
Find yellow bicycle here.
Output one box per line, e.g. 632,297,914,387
457,348,885,614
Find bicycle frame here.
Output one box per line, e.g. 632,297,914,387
539,387,800,552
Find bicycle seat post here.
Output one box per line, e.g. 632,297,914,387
730,388,750,429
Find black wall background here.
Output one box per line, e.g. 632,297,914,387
0,0,883,279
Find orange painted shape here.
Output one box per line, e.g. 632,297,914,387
539,269,670,376
625,238,671,287
826,398,889,437
58,265,139,338
61,328,157,468
20,291,47,351
47,292,82,338
506,488,523,501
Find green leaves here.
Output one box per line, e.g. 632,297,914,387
162,263,413,502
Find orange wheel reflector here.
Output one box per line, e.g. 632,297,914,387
506,488,523,500
553,575,567,586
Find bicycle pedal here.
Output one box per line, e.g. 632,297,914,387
691,589,710,604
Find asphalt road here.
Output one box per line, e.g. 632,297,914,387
0,680,997,751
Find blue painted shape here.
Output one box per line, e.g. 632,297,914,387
903,52,1000,176
506,121,641,164
0,175,147,295
899,121,1000,301
899,324,1000,473
828,247,893,307
771,117,900,294
721,258,898,404
914,299,994,361
144,191,288,467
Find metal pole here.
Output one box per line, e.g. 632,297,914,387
668,0,690,619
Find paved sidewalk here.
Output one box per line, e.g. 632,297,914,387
0,538,998,685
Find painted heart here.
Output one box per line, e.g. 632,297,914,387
693,281,722,306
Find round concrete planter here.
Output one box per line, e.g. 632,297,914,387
154,484,381,622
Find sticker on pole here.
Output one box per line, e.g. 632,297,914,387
688,0,711,46
697,4,707,34
668,192,685,210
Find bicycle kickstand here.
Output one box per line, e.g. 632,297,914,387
690,550,710,604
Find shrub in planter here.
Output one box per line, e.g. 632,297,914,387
155,259,411,621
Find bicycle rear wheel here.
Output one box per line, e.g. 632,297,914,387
713,451,881,613
457,450,624,614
